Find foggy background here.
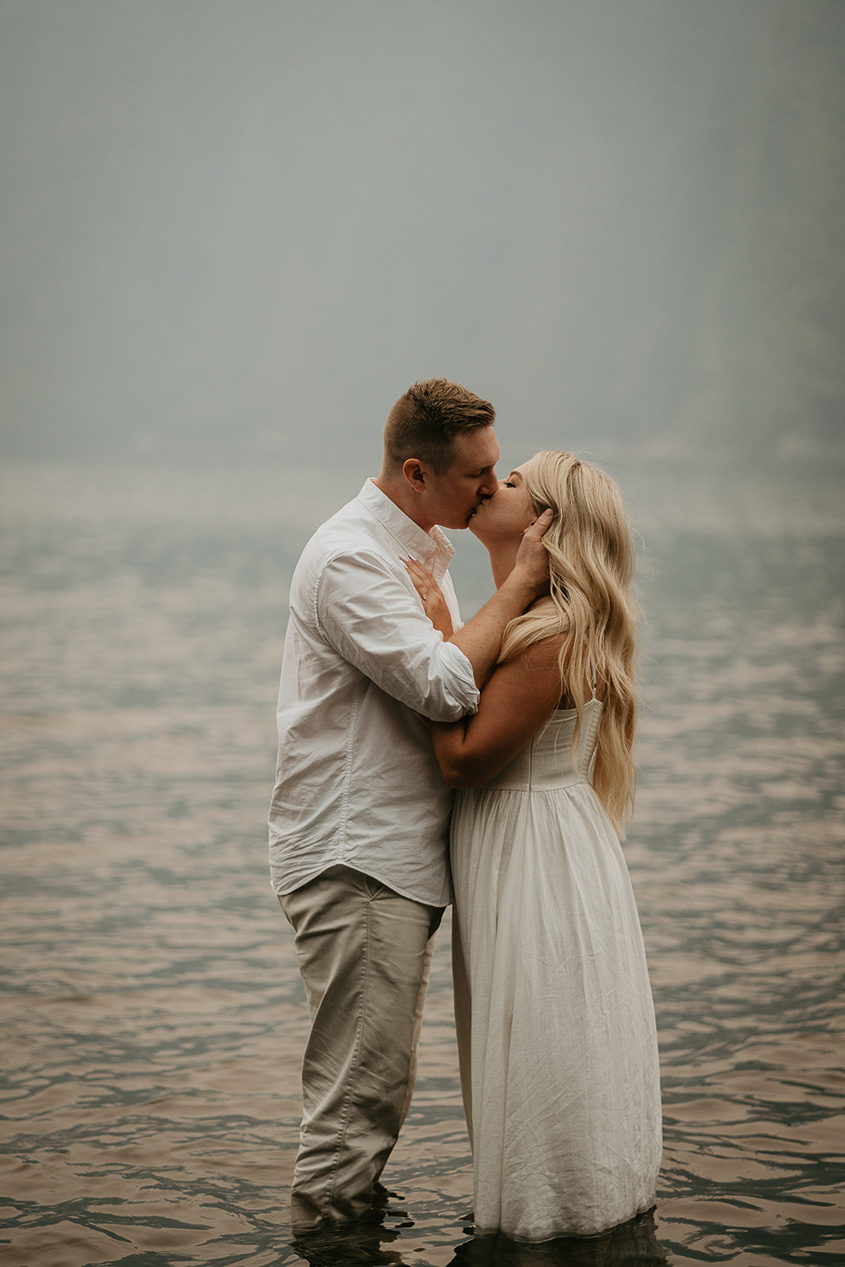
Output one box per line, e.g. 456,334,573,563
2,8,844,1262
2,0,843,480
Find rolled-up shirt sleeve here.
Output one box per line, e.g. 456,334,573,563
315,550,479,721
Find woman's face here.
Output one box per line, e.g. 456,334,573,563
469,460,536,545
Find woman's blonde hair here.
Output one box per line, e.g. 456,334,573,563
499,451,638,830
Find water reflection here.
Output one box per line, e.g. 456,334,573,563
292,1223,407,1267
290,1208,670,1267
451,1211,669,1267
290,1185,413,1266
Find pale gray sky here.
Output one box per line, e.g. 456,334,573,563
1,0,842,469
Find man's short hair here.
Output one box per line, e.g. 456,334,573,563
383,379,496,475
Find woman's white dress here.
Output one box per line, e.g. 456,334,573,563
450,699,662,1242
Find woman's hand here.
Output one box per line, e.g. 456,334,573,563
405,558,454,639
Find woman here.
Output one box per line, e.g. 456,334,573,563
407,451,662,1243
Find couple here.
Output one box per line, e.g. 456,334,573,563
268,378,662,1245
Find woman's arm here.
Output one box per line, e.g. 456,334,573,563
431,636,565,788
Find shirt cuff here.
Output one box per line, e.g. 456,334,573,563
431,642,480,720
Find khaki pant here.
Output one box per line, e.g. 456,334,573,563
280,865,443,1230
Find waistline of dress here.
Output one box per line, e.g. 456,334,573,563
480,771,590,792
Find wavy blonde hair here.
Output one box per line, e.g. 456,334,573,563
499,451,638,830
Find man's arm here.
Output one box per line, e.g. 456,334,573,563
450,508,553,688
314,550,480,722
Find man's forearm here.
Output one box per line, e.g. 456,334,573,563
451,506,553,688
450,571,538,688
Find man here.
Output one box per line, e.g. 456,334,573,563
269,378,551,1232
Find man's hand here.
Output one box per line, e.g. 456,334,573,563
511,507,554,598
449,506,554,689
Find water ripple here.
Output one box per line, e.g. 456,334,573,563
1,464,843,1265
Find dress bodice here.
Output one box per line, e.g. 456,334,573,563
481,697,603,791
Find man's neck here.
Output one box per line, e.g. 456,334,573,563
372,473,434,533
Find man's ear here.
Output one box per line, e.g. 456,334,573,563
401,457,429,494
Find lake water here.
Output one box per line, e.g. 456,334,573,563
1,457,843,1267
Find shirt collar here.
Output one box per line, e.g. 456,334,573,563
357,479,456,578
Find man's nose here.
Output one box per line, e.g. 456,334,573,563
480,470,499,498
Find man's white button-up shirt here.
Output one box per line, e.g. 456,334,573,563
268,479,480,908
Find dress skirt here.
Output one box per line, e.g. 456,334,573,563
450,700,662,1242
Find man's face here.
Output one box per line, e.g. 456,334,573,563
468,461,535,545
423,426,500,530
